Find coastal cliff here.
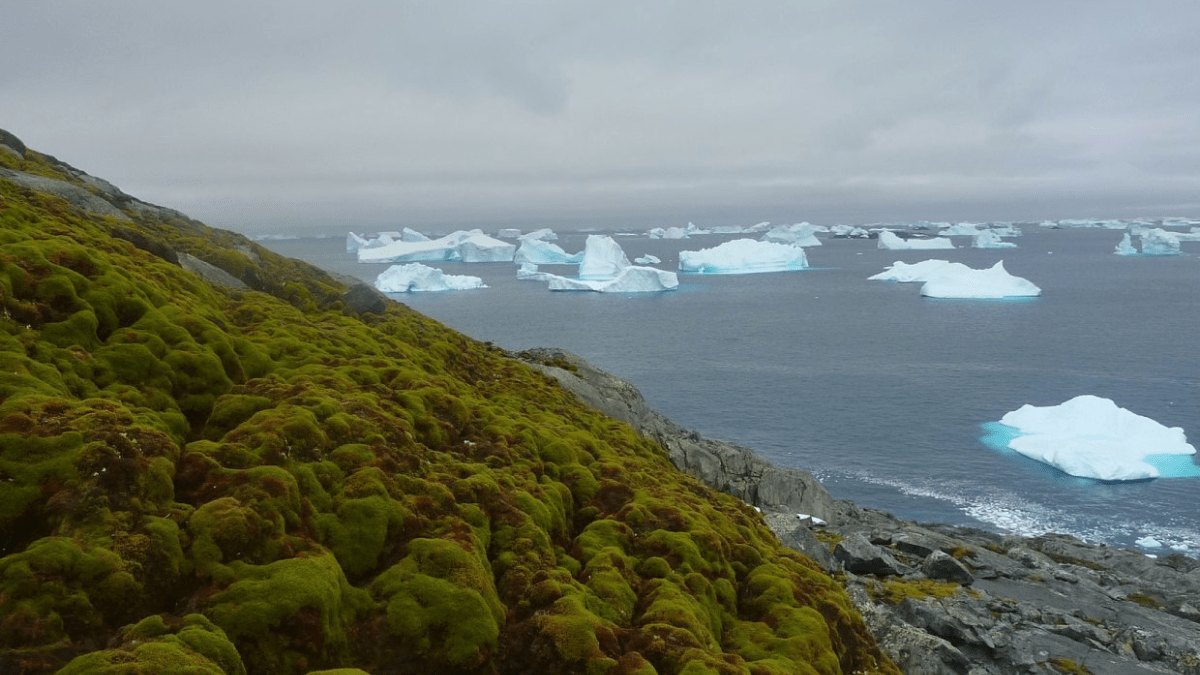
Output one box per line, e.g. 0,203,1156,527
0,131,896,673
520,347,1200,675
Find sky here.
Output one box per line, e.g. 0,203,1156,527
4,1,1200,235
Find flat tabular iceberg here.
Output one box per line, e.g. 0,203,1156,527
877,230,955,250
991,395,1197,481
868,259,971,283
375,263,487,292
358,229,515,263
678,239,809,274
919,261,1041,298
761,223,822,247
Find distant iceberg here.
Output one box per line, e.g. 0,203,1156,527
877,230,955,250
516,263,555,282
536,235,677,293
939,223,984,236
521,228,558,241
830,224,870,238
634,254,661,264
678,239,809,274
358,229,516,264
1115,228,1183,256
868,259,971,283
375,263,487,292
919,261,1041,298
761,223,822,247
514,238,583,265
972,230,1018,249
988,395,1197,481
497,228,522,239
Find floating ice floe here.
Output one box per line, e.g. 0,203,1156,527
761,223,823,247
538,235,677,293
877,230,956,250
375,263,487,292
649,223,707,239
868,259,972,283
830,224,870,238
516,263,555,282
678,239,809,274
919,261,1040,298
497,228,522,239
1135,536,1163,548
634,254,661,265
972,230,1018,249
987,395,1197,481
514,238,583,265
357,229,516,264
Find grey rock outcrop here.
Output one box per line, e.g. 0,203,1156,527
341,281,388,315
177,253,248,290
0,167,133,222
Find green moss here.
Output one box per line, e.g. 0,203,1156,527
1046,656,1094,674
866,577,967,605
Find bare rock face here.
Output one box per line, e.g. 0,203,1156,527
340,282,388,315
177,252,249,290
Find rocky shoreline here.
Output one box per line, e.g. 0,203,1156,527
519,347,1200,675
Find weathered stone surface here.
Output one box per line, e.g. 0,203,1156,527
0,167,133,221
178,252,249,289
923,550,974,585
341,281,388,315
835,533,907,576
0,128,26,158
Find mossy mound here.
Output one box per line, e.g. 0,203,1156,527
0,134,898,674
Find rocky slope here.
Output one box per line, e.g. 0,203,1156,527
1,130,897,674
520,347,1200,674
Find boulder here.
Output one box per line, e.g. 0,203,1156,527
922,550,974,585
834,533,907,576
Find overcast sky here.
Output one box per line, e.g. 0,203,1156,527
4,1,1200,234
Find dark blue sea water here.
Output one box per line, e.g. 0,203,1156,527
260,226,1200,555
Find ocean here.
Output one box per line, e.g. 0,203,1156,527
258,224,1200,555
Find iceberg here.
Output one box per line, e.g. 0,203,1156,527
830,224,870,238
521,228,558,241
679,239,809,274
634,254,661,264
972,230,1018,249
514,238,584,265
761,223,822,247
401,227,430,242
374,263,487,292
497,228,522,239
939,223,984,236
516,262,555,281
990,395,1197,481
358,229,515,264
579,235,633,280
919,261,1041,298
877,230,956,250
1141,228,1182,255
547,266,678,293
868,259,971,283
1114,232,1138,256
346,232,370,253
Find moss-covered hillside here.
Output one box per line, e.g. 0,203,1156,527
0,134,897,675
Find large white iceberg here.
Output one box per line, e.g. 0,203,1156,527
358,229,515,264
536,235,677,292
868,259,972,283
678,239,809,274
993,395,1197,481
579,235,633,279
919,261,1041,298
972,230,1018,249
1140,228,1182,255
375,263,487,292
877,230,956,250
761,223,822,247
547,266,678,292
1114,232,1138,256
513,238,583,264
